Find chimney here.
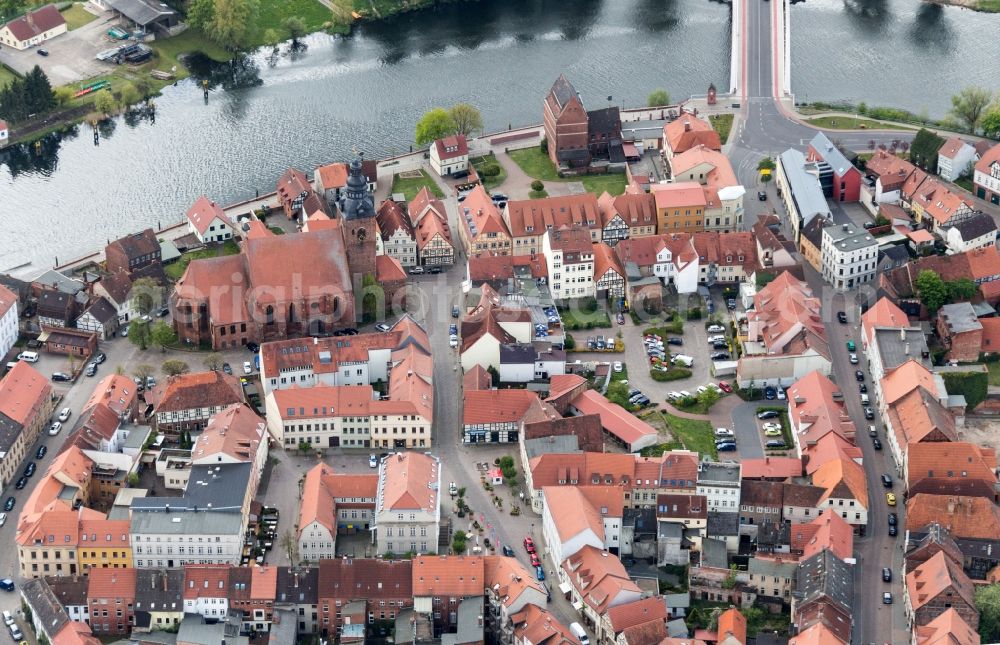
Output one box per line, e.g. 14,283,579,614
683,121,691,132
842,224,849,232
900,328,906,341
904,343,910,356
947,497,956,513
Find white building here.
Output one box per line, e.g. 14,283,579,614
459,285,533,373
429,134,469,177
541,487,607,565
0,284,18,360
543,228,594,301
974,145,1000,206
776,148,831,243
820,223,878,291
374,452,442,555
0,5,66,50
376,200,417,268
186,196,234,244
937,138,979,182
695,462,741,513
652,234,699,294
75,297,118,340
945,213,997,255
297,463,378,563
130,512,245,568
191,404,269,494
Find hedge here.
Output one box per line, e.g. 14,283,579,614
941,371,988,412
650,367,692,382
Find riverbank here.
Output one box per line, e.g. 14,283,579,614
925,0,1000,11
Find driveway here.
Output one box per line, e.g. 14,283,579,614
729,400,783,459
0,10,117,86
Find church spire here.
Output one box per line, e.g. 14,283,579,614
340,154,375,221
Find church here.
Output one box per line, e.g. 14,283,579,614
172,157,403,350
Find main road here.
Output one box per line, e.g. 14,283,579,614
728,0,911,642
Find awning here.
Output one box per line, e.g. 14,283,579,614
623,143,640,158
558,582,573,594
572,600,584,611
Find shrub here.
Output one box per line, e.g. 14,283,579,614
540,138,548,154
650,367,692,382
941,371,988,412
531,179,544,192
564,334,575,350
480,162,501,177
686,307,702,320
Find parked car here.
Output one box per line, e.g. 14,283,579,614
849,353,859,364
762,422,781,431
764,386,776,400
776,387,786,400
717,442,737,452
765,440,787,448
855,370,865,382
0,513,5,528
717,381,732,392
375,323,392,332
222,363,233,375
859,383,867,393
666,337,683,346
837,311,848,323
93,352,106,364
246,342,260,353
35,445,47,459
409,267,424,275
48,422,61,435
846,340,856,351
23,462,35,478
707,324,725,333
757,190,766,201
712,341,728,350
243,361,253,374
888,512,897,526
502,545,514,557
14,478,26,490
727,298,737,310
37,48,48,56
757,410,779,420
881,474,893,487
883,592,892,605
535,566,545,581
711,352,730,360
872,437,882,450
449,324,458,335
58,407,71,422
85,363,97,377
530,552,540,567
613,362,623,373
868,425,878,437
882,567,892,582
864,407,875,420
889,524,898,536
369,454,378,468
715,427,734,437
764,428,782,437
524,537,535,553
449,335,459,348
886,492,896,506
452,306,461,318
3,497,14,512
51,372,71,382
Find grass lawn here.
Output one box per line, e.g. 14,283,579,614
0,64,17,89
674,392,727,415
954,176,975,192
61,3,97,30
558,306,611,330
529,189,548,199
152,28,231,69
508,147,628,196
471,154,507,191
709,114,734,143
661,412,717,459
988,362,1000,386
165,241,240,281
252,0,339,46
391,171,444,201
804,115,914,131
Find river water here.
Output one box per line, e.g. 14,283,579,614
1,0,997,275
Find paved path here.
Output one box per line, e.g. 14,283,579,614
494,152,536,200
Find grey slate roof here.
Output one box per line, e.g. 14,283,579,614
697,462,741,485
657,520,684,539
810,132,854,177
623,507,657,537
500,343,537,364
0,410,22,455
131,463,250,513
523,435,580,460
130,509,244,535
823,223,877,252
107,0,176,24
878,245,910,266
749,556,798,579
706,511,739,537
135,569,185,613
948,212,997,240
80,297,118,325
176,612,247,645
276,566,319,605
778,148,832,224
700,537,728,569
550,75,578,110
794,549,854,614
939,302,983,334
20,577,70,641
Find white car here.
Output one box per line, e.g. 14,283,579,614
667,391,682,400
57,407,71,422
776,387,786,400
49,421,62,435
613,362,623,373
679,391,692,398
369,454,378,468
243,361,253,374
0,512,6,527
714,427,734,437
449,335,459,348
762,422,781,432
849,353,859,364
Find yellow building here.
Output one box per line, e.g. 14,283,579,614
77,518,132,572
798,216,826,273
651,182,707,233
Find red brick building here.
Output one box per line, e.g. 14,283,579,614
935,302,983,363
543,75,590,167
104,229,163,280
807,132,862,203
87,568,136,635
317,558,412,638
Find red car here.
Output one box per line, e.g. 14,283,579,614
530,552,541,567
524,537,535,553
718,381,732,393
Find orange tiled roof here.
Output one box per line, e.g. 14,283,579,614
795,509,853,561
380,452,439,512
543,486,606,542
461,185,510,241
596,191,656,229
83,374,137,419
912,179,973,225
483,555,546,607
907,442,997,493
787,371,855,451
87,567,136,600
906,551,976,613
881,359,937,407
803,432,861,476
0,360,52,427
593,242,625,283
740,457,803,480
183,564,231,599
914,607,980,645
52,621,101,645
980,317,1000,353
412,555,484,597
886,387,957,449
861,297,909,345
788,623,847,645
746,272,828,359
316,162,348,190
194,403,265,464
663,113,721,154
463,365,492,391
463,389,545,425
966,246,1000,281
975,143,1000,176
186,196,228,236
505,193,601,238
717,608,747,644
251,565,278,600
811,457,868,510
570,389,657,447
562,545,641,614
148,370,243,413
650,182,707,210
606,596,667,632
906,494,1000,539
511,604,580,645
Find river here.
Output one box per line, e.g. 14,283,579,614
1,0,998,276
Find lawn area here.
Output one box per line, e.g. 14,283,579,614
61,3,97,30
252,0,340,46
152,28,231,70
508,147,628,196
390,171,444,201
804,115,914,131
988,362,1000,387
558,305,612,330
471,154,507,191
0,64,17,89
954,176,975,192
709,114,734,143
673,392,727,415
165,241,240,281
661,412,717,459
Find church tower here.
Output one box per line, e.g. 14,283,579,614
340,155,378,280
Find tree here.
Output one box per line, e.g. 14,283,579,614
530,179,544,192
486,365,500,387
54,86,75,106
93,89,116,116
150,321,177,352
263,27,280,47
415,107,457,146
203,353,224,371
127,472,140,486
698,386,721,409
24,66,54,113
950,86,993,132
128,320,152,350
186,0,215,29
133,364,154,381
757,157,776,171
204,0,259,51
647,89,670,107
133,76,153,98
297,441,311,455
449,103,483,137
280,529,299,564
982,107,1000,140
977,584,1000,642
162,359,190,376
909,128,946,170
947,277,978,302
564,333,575,350
361,273,384,323
283,15,306,42
117,82,141,109
916,270,948,313
452,530,467,554
131,277,162,316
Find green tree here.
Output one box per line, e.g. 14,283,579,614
283,15,306,42
976,583,1000,642
947,277,978,302
452,530,467,554
150,321,177,351
647,89,670,107
607,381,631,408
916,269,948,313
486,365,500,387
127,472,140,486
24,65,55,113
53,86,75,106
361,273,383,323
415,107,458,146
263,27,280,47
757,157,776,171
698,386,721,409
128,320,152,350
909,128,946,170
93,88,116,116
950,86,994,132
563,333,575,350
203,353,224,371
131,277,162,315
205,0,259,51
186,0,215,29
530,179,544,192
982,107,1000,140
162,359,190,376
297,440,311,455
118,81,141,109
449,103,483,137
133,75,153,98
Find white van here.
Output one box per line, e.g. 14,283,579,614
672,355,694,367
17,351,38,363
569,623,590,645
707,324,726,333
860,393,870,405
2,610,12,626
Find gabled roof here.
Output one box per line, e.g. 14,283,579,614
886,386,957,448
376,199,414,240
740,456,802,480
663,112,720,154
87,567,136,600
2,4,65,42
376,254,407,283
463,389,548,425
911,178,974,225
543,486,606,543
318,558,412,599
463,365,492,391
788,623,847,645
461,185,509,241
0,360,51,427
881,359,937,407
570,389,658,448
505,193,601,238
562,545,641,614
379,452,439,512
948,212,997,241
939,137,973,160
193,403,265,464
914,607,980,645
906,494,1000,539
793,508,853,561
717,607,747,644
412,555,484,597
511,604,580,645
186,196,229,235
78,297,117,326
787,371,855,451
606,596,668,633
547,74,581,112
747,272,829,359
597,191,656,228
811,457,868,510
434,134,469,160
906,551,976,614
907,442,997,496
593,242,625,282
809,132,856,177
650,181,707,210
483,555,545,607
975,142,1000,176
148,370,243,413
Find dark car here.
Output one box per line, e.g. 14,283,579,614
15,477,26,490
429,266,442,274
246,342,260,353
881,474,893,488
666,338,683,346
222,363,233,375
859,383,867,393
727,298,737,310
4,497,14,511
837,311,848,324
888,512,897,526
872,437,882,450
888,524,898,536
864,407,875,420
37,48,48,56
94,352,107,364
452,306,460,318
764,386,777,400
757,190,767,201
713,341,729,350
36,445,47,459
492,193,509,202
449,324,458,335
157,306,170,317
24,462,35,477
855,370,865,382
757,410,780,420
882,567,892,582
717,442,737,452
85,363,97,377
711,352,730,360
765,439,787,449
502,545,514,557
51,372,71,382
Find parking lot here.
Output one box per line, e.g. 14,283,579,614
0,9,117,86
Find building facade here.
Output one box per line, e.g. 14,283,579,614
820,224,878,290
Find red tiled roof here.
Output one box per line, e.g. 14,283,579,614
505,193,601,238
511,604,580,645
811,457,869,510
861,297,909,345
434,134,469,161
0,283,15,320
906,494,1000,539
316,162,348,190
413,554,484,597
606,596,667,632
463,389,545,425
2,4,64,42
914,607,980,645
787,371,855,451
461,185,509,242
186,196,229,236
907,442,997,495
381,452,439,512
975,143,1000,177
376,254,407,283
717,608,747,644
906,551,976,614
650,182,707,209
740,457,803,480
463,365,492,391
376,199,414,240
597,191,656,229
318,558,412,599
663,112,721,154
87,567,136,600
570,389,657,449
794,509,853,561
0,360,52,427
149,370,243,414
593,242,625,283
967,246,1000,281
939,137,972,160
